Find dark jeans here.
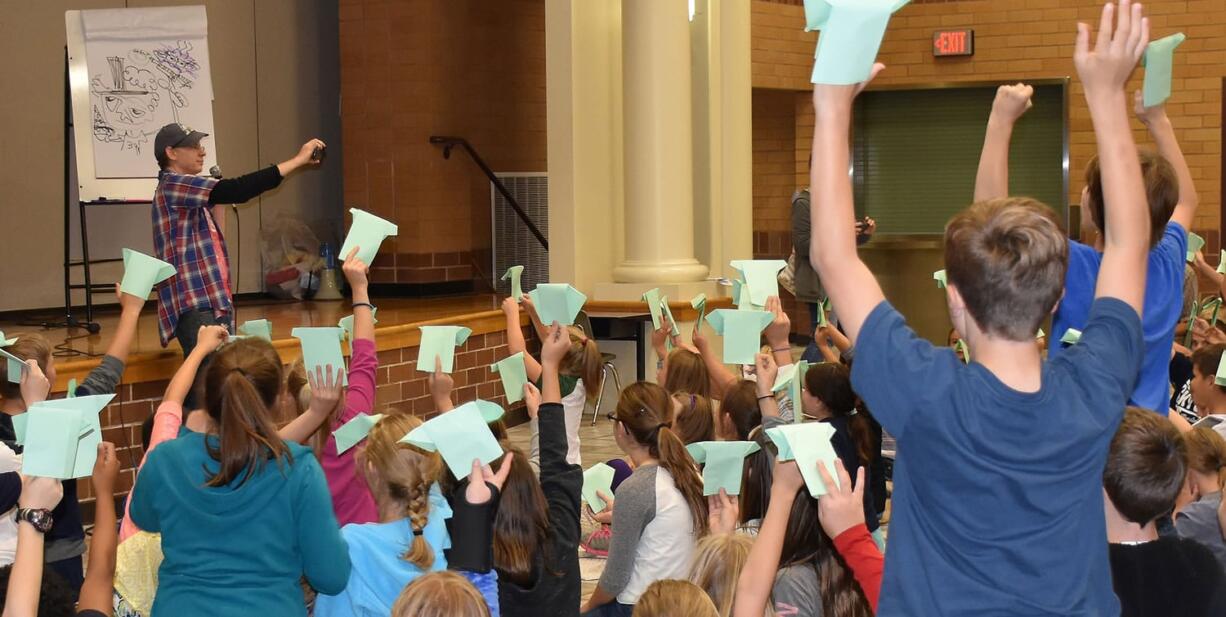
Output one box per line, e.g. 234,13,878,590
582,602,634,617
47,554,83,601
175,308,222,359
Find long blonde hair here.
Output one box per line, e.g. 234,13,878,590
391,571,490,617
358,413,441,568
633,580,719,617
687,534,761,617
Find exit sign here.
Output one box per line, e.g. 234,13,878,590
933,29,975,57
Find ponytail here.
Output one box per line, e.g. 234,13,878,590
359,412,441,570
203,339,291,488
1184,427,1226,492
815,532,874,617
565,327,604,402
654,425,709,537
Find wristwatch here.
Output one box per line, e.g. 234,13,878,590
14,508,53,533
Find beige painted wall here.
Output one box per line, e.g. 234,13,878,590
0,0,341,312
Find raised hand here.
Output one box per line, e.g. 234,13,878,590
523,382,541,420
341,246,369,290
707,489,740,535
18,476,63,511
465,453,515,505
194,325,230,356
764,296,792,350
306,364,344,417
501,296,521,318
91,442,120,497
771,459,805,499
592,490,615,525
1074,0,1149,98
991,83,1035,123
754,353,779,396
429,356,455,409
294,138,327,167
813,62,885,112
815,459,866,539
541,323,570,367
18,359,49,405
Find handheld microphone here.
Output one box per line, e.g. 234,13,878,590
209,165,223,179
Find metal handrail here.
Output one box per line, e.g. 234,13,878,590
429,136,549,251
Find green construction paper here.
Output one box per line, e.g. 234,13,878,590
730,278,757,310
1187,232,1205,262
1060,328,1082,345
291,327,348,386
805,0,910,85
582,462,617,513
21,408,82,479
529,284,587,327
0,331,16,346
729,260,787,307
339,208,399,265
660,296,681,337
238,319,273,342
0,347,24,384
400,401,503,480
67,378,77,398
1218,250,1226,275
1205,298,1224,329
691,294,709,328
815,297,832,328
686,441,761,496
1216,353,1226,387
22,394,114,480
955,339,970,364
473,400,506,424
705,309,773,365
338,308,378,341
771,363,798,394
416,326,473,374
119,248,176,299
765,422,842,497
490,352,529,404
1036,329,1045,340
333,413,384,454
642,288,664,330
1185,300,1201,348
934,269,947,289
502,266,525,301
1142,33,1185,108
12,414,27,445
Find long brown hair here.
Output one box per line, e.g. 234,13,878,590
392,571,491,617
672,392,714,445
615,382,708,536
0,333,51,401
804,363,875,466
1184,427,1226,492
633,580,719,617
563,326,603,402
202,338,293,488
720,381,763,441
359,412,441,569
687,534,755,617
663,349,711,398
490,446,553,584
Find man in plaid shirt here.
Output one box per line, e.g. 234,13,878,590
151,123,325,356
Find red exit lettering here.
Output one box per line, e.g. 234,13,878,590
933,29,974,57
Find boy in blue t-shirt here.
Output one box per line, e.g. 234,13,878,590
806,2,1152,614
973,77,1196,415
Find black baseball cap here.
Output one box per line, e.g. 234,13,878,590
154,123,209,167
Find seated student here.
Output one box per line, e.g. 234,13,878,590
128,337,350,616
717,382,765,441
1175,427,1226,572
392,571,492,617
975,77,1198,415
0,443,121,617
1105,407,1226,616
503,296,602,468
808,4,1153,613
632,580,719,617
672,392,715,445
0,287,145,595
693,297,795,403
734,456,882,617
687,533,752,617
652,317,713,399
581,382,707,617
735,430,875,617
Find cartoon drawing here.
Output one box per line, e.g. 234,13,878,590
89,42,199,155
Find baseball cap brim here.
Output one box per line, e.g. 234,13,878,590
174,131,209,148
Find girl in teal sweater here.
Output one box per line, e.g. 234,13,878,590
129,338,351,616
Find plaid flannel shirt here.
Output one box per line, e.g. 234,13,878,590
152,172,232,346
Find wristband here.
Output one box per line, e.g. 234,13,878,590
771,347,791,353
757,394,774,401
352,302,375,311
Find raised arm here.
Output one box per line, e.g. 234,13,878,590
2,477,63,617
733,459,803,617
104,286,147,366
279,364,343,443
503,297,543,382
519,295,551,343
1136,91,1197,231
973,84,1035,202
692,328,738,400
78,443,120,614
809,68,888,344
764,296,796,369
754,353,782,419
1077,1,1151,310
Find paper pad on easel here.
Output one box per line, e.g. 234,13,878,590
765,422,842,497
339,208,399,265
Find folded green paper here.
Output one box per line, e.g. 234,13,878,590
339,208,399,265
765,422,842,497
933,269,947,289
1142,33,1185,108
529,283,587,327
1188,232,1205,263
1060,328,1082,345
642,288,664,331
120,248,176,299
660,296,681,338
582,462,616,513
21,394,115,479
729,260,787,308
338,308,378,341
706,309,773,365
1218,250,1226,275
490,352,529,404
291,327,348,386
686,440,761,496
955,339,970,364
400,401,504,480
66,378,77,398
333,413,384,454
0,347,25,384
502,266,525,301
691,293,708,327
416,326,472,374
238,319,273,342
805,0,910,85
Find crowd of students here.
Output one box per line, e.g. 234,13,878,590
0,3,1225,616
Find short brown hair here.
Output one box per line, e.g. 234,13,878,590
1183,427,1226,492
0,333,52,400
945,198,1068,341
672,392,714,445
392,571,490,617
1084,151,1179,249
1190,344,1226,394
1104,407,1187,525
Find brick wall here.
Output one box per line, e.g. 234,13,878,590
73,321,536,519
340,0,547,286
751,0,1225,258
